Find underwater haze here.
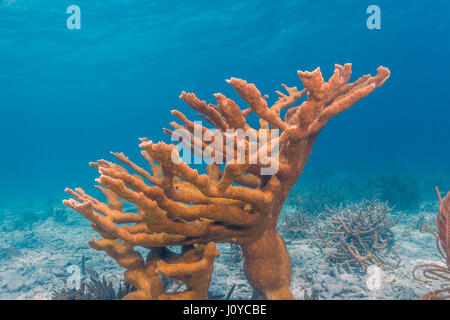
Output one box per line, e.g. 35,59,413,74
0,0,450,300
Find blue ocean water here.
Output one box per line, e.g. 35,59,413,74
0,0,450,301
0,1,449,203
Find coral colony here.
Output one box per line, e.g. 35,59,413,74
64,63,390,299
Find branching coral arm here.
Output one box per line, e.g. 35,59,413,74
140,141,273,208
88,239,164,300
179,91,229,131
227,78,288,131
63,199,186,246
287,64,390,141
95,163,261,226
156,242,220,300
271,84,307,116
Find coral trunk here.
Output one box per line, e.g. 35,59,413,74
242,228,294,300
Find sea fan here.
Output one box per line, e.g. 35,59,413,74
436,188,450,268
412,187,450,300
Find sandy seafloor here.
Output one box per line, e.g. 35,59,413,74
0,201,448,300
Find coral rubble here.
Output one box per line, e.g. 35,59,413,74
316,200,402,272
64,64,390,299
278,207,313,239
